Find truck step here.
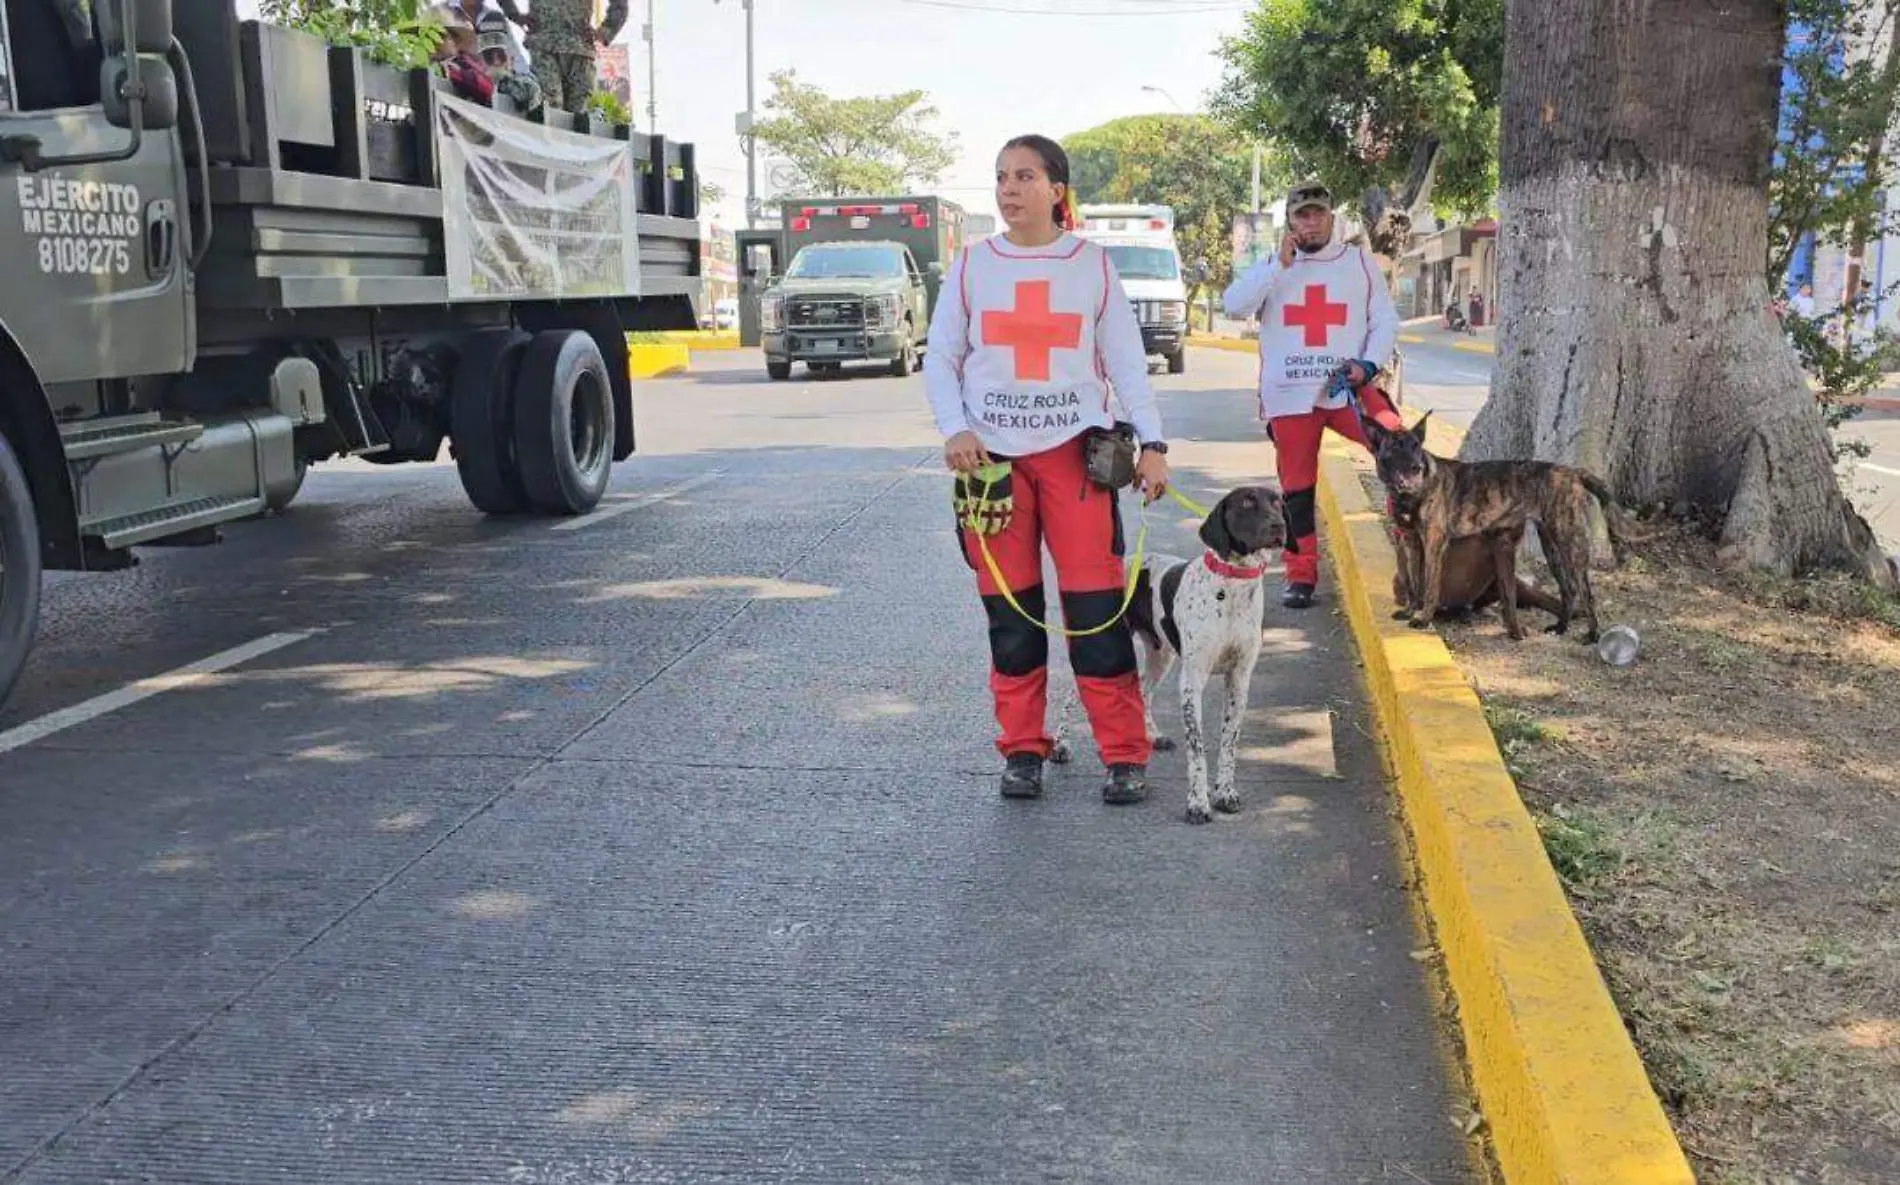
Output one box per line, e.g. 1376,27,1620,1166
60,414,207,462
81,494,266,550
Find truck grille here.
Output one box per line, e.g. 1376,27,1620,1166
786,297,865,328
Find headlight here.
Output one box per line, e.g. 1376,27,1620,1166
760,295,783,332
1159,301,1187,325
864,294,902,329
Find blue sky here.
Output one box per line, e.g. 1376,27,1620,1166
238,0,1256,229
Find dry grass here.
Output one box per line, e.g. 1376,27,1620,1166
1431,520,1900,1183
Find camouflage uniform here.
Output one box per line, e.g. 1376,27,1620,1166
496,0,627,114
477,12,543,116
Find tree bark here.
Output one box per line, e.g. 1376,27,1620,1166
1463,0,1891,583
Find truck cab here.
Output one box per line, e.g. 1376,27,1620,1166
759,239,929,381
1077,204,1191,375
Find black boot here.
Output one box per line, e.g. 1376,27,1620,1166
1281,582,1316,609
1000,752,1044,799
1102,763,1148,804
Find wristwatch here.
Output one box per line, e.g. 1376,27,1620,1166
1141,441,1169,455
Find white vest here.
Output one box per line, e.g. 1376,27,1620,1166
956,236,1117,457
1255,244,1383,419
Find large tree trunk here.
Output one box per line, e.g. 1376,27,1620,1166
1463,0,1891,583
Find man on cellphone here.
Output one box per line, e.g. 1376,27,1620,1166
1222,180,1402,609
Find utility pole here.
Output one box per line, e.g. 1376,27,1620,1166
716,0,758,227
642,0,657,134
1250,143,1261,213
744,0,756,227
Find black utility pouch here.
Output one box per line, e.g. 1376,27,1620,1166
1081,421,1137,491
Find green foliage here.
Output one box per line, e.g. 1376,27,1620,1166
259,0,442,70
1065,114,1270,303
749,70,958,197
588,87,632,128
1211,0,1502,219
1770,1,1900,433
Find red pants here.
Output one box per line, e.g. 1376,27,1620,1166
958,436,1149,766
1268,385,1403,587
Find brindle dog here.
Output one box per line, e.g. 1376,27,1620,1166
1364,412,1631,643
1384,494,1565,637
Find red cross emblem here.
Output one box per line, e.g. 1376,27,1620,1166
1283,283,1348,348
982,280,1083,381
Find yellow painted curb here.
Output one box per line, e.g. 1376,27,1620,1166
1397,331,1496,355
628,343,691,379
1316,443,1694,1185
645,330,742,351
1187,335,1257,354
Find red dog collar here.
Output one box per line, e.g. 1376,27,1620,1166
1203,551,1266,580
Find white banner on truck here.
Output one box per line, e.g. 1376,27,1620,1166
436,93,641,301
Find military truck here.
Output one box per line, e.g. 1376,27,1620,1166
742,196,963,380
0,1,702,707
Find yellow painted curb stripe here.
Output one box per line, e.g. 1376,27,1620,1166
628,343,691,379
635,331,743,351
1398,331,1495,355
1187,336,1257,354
1315,442,1693,1185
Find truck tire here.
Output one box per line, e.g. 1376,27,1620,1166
513,329,615,516
1167,347,1187,376
889,333,917,377
452,328,534,515
0,432,43,710
766,359,792,382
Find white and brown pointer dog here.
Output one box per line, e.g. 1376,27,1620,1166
1052,486,1288,823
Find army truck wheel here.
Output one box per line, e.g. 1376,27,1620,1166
452,328,535,515
0,432,43,710
766,359,792,382
513,329,615,516
1167,347,1187,376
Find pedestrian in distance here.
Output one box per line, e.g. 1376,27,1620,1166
1222,179,1403,609
496,0,627,115
923,134,1171,805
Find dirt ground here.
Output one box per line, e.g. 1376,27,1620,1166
1413,511,1900,1183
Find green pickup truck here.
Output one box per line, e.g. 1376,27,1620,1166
743,195,964,380
761,240,930,380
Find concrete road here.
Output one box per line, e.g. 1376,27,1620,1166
0,349,1480,1184
1395,329,1900,552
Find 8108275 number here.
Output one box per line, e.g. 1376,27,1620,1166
38,237,132,276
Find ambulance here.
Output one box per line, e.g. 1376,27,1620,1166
1075,203,1191,374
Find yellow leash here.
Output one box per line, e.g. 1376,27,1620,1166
960,476,1213,639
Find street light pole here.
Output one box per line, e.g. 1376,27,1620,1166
745,0,756,228
714,0,759,227
643,0,657,135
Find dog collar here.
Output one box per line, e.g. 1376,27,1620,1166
1203,551,1266,580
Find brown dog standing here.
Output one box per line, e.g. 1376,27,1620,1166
1366,413,1630,643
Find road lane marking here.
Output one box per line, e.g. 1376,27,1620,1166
0,631,325,757
1855,462,1900,477
552,471,725,532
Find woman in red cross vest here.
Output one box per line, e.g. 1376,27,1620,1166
1223,179,1404,609
922,134,1170,805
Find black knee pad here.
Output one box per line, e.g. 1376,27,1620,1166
982,587,1048,677
1283,487,1317,541
1060,589,1137,678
